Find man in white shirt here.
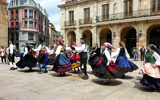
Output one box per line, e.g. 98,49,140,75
72,37,89,80
8,38,17,70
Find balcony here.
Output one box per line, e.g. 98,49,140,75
79,17,92,25
96,8,160,23
64,20,76,26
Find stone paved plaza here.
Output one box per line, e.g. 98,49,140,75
0,58,159,100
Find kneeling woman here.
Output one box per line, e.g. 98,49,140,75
92,42,126,83
52,39,72,76
16,43,37,71
140,44,160,92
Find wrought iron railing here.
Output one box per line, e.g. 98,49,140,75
79,17,92,25
64,20,76,26
96,8,160,22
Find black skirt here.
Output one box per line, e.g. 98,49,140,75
16,54,37,69
38,54,46,64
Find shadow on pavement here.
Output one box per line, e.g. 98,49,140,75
133,81,155,92
17,69,39,73
123,75,134,79
92,79,123,86
49,73,72,77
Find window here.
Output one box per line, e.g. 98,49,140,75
34,22,36,28
69,11,74,23
102,4,109,20
11,22,14,28
11,11,14,19
34,11,36,19
124,0,133,18
16,0,18,5
151,0,160,15
16,10,18,19
16,32,19,40
84,8,90,23
16,22,18,29
28,33,33,40
12,1,13,6
25,9,27,18
11,33,14,40
29,10,33,18
29,0,33,5
29,21,33,28
16,43,19,50
25,21,27,27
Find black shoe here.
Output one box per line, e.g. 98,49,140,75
62,73,66,76
13,68,17,70
121,74,125,79
28,68,32,72
9,67,14,70
43,71,48,73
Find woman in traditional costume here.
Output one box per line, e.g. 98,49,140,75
47,45,56,65
91,42,126,83
16,43,37,71
52,38,72,76
140,44,160,92
70,42,80,73
114,42,138,75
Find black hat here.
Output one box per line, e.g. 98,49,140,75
80,37,85,40
39,38,44,43
10,38,14,43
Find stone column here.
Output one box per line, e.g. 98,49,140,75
91,26,97,46
76,27,81,47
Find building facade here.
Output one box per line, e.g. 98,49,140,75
59,0,160,57
0,0,8,47
49,23,57,45
8,0,49,50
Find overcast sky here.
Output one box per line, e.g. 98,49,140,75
7,0,61,31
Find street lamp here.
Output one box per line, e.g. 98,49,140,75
139,30,142,36
113,32,116,37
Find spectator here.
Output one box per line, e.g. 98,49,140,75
1,46,6,64
140,46,145,61
132,47,138,61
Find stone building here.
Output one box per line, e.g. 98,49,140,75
0,0,8,47
49,23,57,45
8,0,50,50
58,0,160,57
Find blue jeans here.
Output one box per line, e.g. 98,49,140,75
133,54,138,61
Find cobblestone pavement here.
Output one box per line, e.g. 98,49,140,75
0,58,159,100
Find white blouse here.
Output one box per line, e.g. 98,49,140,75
23,47,28,56
74,44,86,52
9,44,13,54
55,45,62,56
1,49,5,56
104,48,111,66
114,47,130,58
152,52,160,66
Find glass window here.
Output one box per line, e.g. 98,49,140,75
11,33,14,40
29,10,33,18
11,22,14,28
29,21,33,28
12,1,13,6
16,22,18,28
125,1,128,15
16,32,19,40
34,11,36,19
29,0,33,5
28,33,34,40
16,0,18,5
25,9,27,18
16,10,18,19
129,0,132,15
106,5,109,17
102,5,105,18
11,11,14,19
152,0,156,11
16,43,19,50
158,0,160,10
34,22,36,28
25,21,27,27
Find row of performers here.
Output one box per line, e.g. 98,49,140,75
7,38,160,92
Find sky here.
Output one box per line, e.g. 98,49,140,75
7,0,61,31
